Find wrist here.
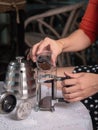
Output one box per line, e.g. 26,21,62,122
56,39,65,52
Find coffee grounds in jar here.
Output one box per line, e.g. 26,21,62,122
38,62,51,70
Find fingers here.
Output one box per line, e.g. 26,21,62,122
61,72,83,102
64,97,83,102
35,38,50,54
33,37,53,55
51,53,57,66
62,87,84,102
61,76,79,89
62,84,80,93
64,72,84,79
27,37,64,65
62,84,82,102
27,41,43,62
63,89,82,98
62,84,97,102
36,37,58,65
27,37,59,65
26,48,31,60
32,42,41,55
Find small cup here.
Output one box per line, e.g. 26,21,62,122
36,51,53,70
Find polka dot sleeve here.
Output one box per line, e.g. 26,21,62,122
73,65,98,74
73,65,98,130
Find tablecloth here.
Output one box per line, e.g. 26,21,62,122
0,82,93,130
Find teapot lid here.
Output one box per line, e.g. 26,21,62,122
9,56,29,67
16,57,24,63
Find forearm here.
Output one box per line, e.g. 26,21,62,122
57,29,91,52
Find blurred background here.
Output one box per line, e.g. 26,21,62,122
1,0,98,81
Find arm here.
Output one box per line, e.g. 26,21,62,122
56,29,91,53
30,29,91,63
57,0,98,53
30,0,98,64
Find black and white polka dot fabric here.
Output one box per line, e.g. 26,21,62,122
73,65,98,130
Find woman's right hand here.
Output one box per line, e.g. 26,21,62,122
29,37,64,66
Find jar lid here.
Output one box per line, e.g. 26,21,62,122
1,92,16,113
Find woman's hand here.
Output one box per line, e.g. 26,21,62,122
62,72,98,102
28,37,64,66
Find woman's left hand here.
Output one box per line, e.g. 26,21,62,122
62,72,98,102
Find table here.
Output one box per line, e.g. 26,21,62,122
0,102,93,130
0,82,93,130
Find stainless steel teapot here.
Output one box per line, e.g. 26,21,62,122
5,57,36,100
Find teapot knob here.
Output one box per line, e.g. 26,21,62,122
16,56,24,63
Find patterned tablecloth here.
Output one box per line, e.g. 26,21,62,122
0,82,93,130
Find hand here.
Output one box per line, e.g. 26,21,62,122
62,72,98,102
28,37,64,66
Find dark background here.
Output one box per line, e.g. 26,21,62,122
1,0,97,81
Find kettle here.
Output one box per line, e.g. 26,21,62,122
5,57,36,100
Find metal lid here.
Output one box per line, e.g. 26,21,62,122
8,57,31,68
1,92,16,113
